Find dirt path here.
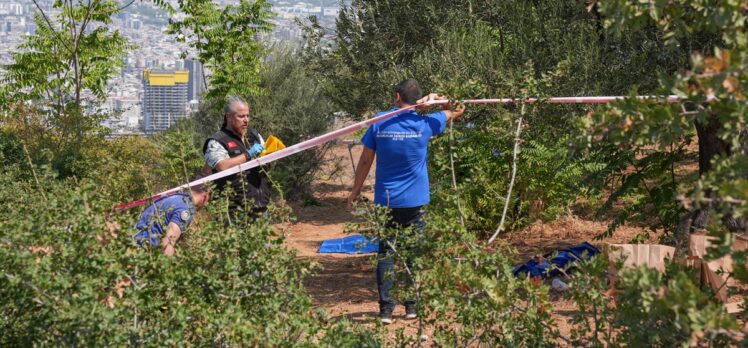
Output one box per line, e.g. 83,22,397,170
282,144,655,341
282,146,382,319
283,144,427,337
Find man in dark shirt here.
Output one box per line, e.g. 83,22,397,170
203,96,270,225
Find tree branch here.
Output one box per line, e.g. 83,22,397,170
448,106,465,228
22,142,47,202
488,102,526,244
31,0,74,55
114,0,136,13
72,0,96,109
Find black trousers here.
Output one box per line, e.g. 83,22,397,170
226,204,267,227
377,205,425,313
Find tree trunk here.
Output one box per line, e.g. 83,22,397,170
695,114,731,176
679,114,744,236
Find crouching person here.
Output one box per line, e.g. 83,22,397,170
133,179,210,256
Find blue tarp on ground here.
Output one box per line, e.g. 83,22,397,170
318,234,379,254
512,241,600,278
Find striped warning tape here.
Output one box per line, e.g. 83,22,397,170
112,95,682,212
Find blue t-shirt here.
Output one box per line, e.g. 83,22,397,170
361,107,447,208
133,193,195,247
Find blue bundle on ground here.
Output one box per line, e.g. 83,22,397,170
512,242,599,278
318,234,379,254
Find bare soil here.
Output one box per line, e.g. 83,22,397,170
280,144,661,343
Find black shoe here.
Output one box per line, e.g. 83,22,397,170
405,304,418,319
379,311,393,324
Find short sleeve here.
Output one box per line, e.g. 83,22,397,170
166,206,193,232
426,111,448,136
204,139,230,168
361,125,377,151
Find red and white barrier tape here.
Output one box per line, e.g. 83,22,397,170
112,95,681,212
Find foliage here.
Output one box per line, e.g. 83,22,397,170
316,1,748,345
581,130,693,242
178,46,338,198
302,0,689,236
0,0,132,180
424,73,604,235
0,0,131,142
349,203,559,346
2,0,748,344
308,0,745,245
569,255,740,347
95,136,173,201
520,137,606,221
350,200,743,346
310,0,685,116
312,0,453,115
153,126,206,185
247,46,338,198
0,168,374,346
587,1,748,267
168,0,274,99
427,110,518,232
0,1,132,107
421,243,559,346
0,124,30,180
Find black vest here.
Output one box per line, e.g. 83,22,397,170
202,128,271,209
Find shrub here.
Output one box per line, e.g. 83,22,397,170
247,46,338,198
569,255,741,346
350,204,559,346
0,169,370,346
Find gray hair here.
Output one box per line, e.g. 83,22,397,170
223,95,247,116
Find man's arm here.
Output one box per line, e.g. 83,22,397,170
417,93,465,122
214,155,248,171
443,103,465,122
207,142,266,172
347,147,375,205
161,222,182,257
204,139,250,172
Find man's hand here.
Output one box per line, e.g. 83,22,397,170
349,147,375,207
162,222,183,257
450,102,466,120
247,143,266,158
416,93,446,112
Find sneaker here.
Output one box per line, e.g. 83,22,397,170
405,305,418,319
379,311,393,324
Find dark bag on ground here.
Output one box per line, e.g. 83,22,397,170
512,242,599,278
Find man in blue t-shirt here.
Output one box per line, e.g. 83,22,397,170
347,78,465,324
133,182,210,256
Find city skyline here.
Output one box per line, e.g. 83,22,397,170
0,0,341,135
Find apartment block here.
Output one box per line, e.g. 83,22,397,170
141,68,189,133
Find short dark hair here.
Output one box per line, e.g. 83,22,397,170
189,173,209,194
394,79,422,105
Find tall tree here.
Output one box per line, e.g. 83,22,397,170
0,0,133,177
168,0,274,100
1,0,132,129
310,0,684,117
302,0,689,234
590,0,748,238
